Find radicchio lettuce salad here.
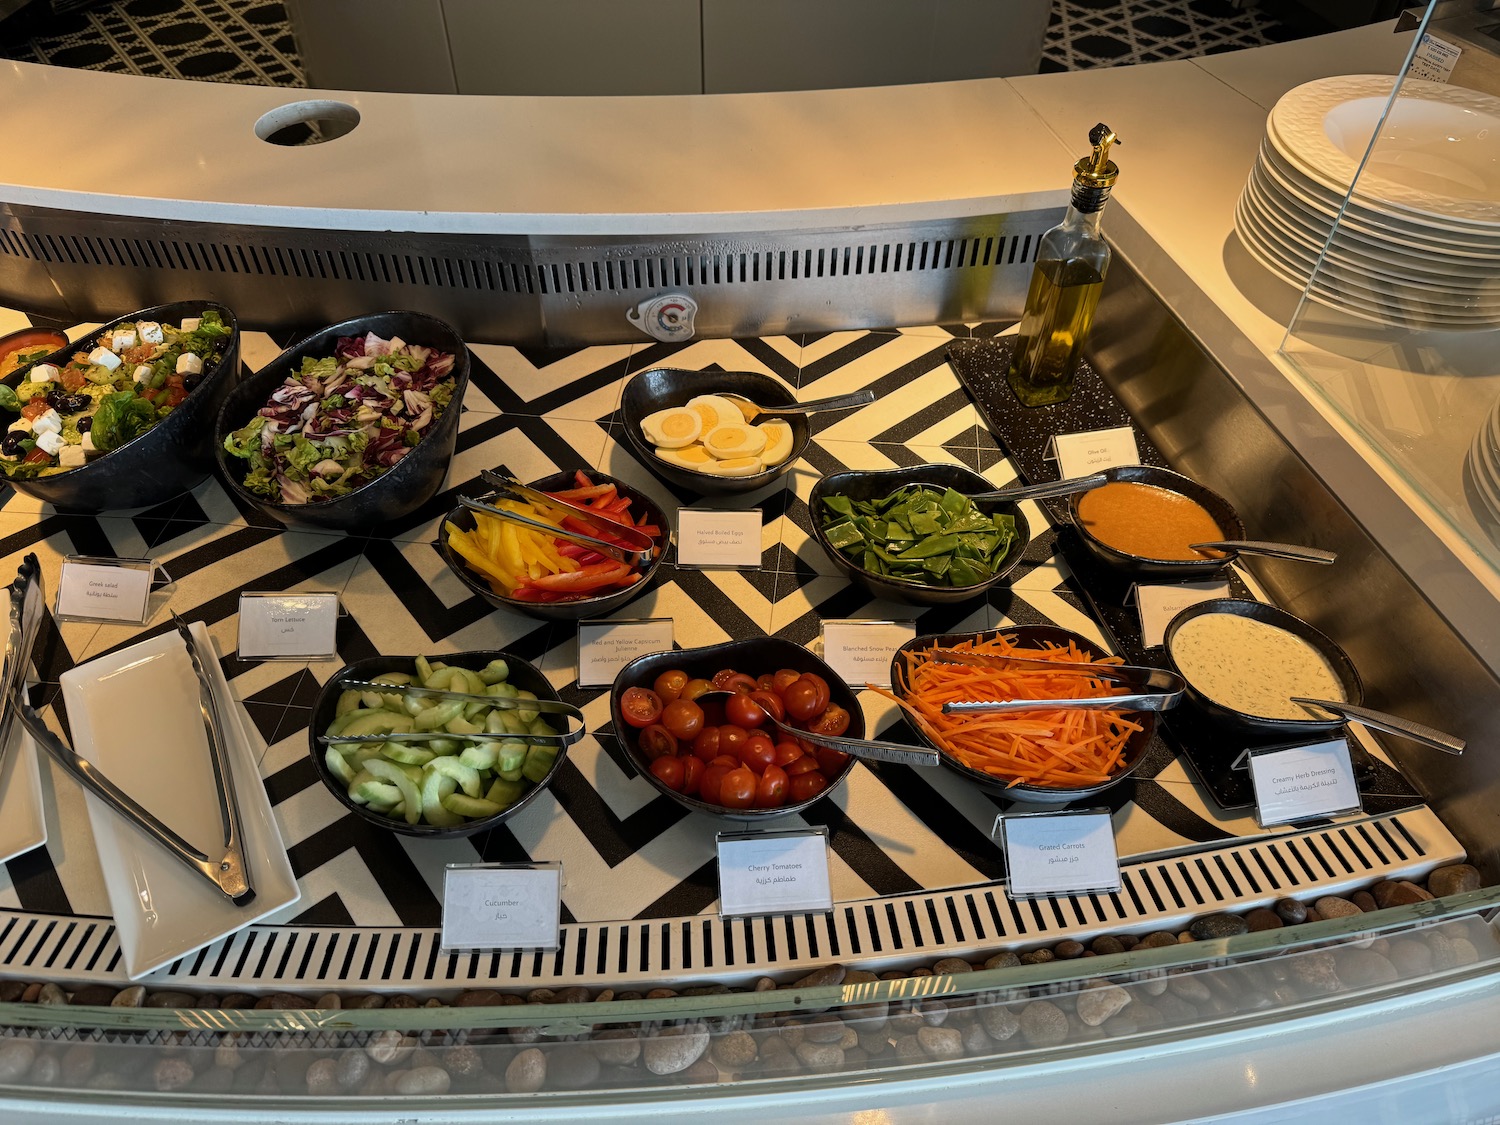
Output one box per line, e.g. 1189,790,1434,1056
222,331,457,504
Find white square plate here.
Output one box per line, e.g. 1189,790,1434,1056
0,724,45,864
59,623,298,980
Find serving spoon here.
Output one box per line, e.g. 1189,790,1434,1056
1290,697,1465,755
967,473,1109,503
722,387,875,422
1191,540,1337,565
697,689,940,767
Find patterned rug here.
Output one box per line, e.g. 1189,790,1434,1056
0,0,1315,85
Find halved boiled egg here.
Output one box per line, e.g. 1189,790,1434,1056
757,420,794,466
702,423,768,460
655,443,716,469
640,407,702,449
696,455,765,477
686,394,745,434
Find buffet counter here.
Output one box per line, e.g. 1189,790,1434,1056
4,14,1500,1123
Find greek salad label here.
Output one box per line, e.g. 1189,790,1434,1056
1048,426,1140,479
56,557,152,623
238,592,339,659
999,810,1121,897
1133,581,1231,648
577,618,674,688
441,863,561,952
717,829,832,918
820,619,916,689
675,508,763,569
1248,739,1361,827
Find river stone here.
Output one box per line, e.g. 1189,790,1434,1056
505,1049,546,1094
1090,936,1125,956
1371,881,1433,909
1386,938,1435,976
1053,940,1086,960
984,951,1021,970
304,1058,339,1096
589,1029,640,1066
442,1046,482,1080
0,982,23,1003
218,993,256,1009
61,1045,96,1084
385,994,421,1009
1019,1001,1069,1046
917,1025,964,1061
68,985,117,1007
554,986,592,1005
931,957,973,976
365,1030,417,1066
1245,908,1283,932
144,990,196,1009
757,1036,799,1075
1168,975,1211,1004
711,1030,758,1068
794,1041,845,1073
1334,949,1399,987
793,964,846,990
335,1050,370,1089
19,984,39,1003
803,1015,845,1044
254,991,315,1010
314,992,342,1010
1076,985,1131,1026
1190,914,1249,940
1313,896,1361,920
1138,931,1179,950
644,1023,709,1075
0,1042,35,1083
193,1067,234,1094
1351,891,1377,913
892,1035,925,1063
154,1058,194,1092
1274,898,1308,925
36,984,68,1006
455,989,504,1007
677,1057,720,1084
1291,951,1340,994
1451,938,1481,966
981,1003,1020,1042
844,970,880,986
1428,864,1481,898
541,1045,597,1090
1020,948,1055,965
392,1065,450,1095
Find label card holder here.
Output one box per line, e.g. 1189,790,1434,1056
996,808,1121,897
1130,580,1231,648
441,862,562,953
717,828,833,918
576,618,675,689
55,556,158,624
1045,426,1140,480
675,507,763,570
819,619,917,690
238,591,341,660
1234,737,1362,828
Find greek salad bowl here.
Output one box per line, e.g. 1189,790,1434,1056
0,301,240,513
214,311,470,532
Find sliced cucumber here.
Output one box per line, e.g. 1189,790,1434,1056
335,689,364,717
427,756,482,797
459,744,498,771
421,769,462,827
324,746,358,786
364,759,423,826
442,793,504,819
340,710,416,738
382,742,434,767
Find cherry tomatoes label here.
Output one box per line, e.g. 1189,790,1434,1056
619,686,663,728
653,669,689,703
637,724,678,760
649,755,685,791
661,698,705,741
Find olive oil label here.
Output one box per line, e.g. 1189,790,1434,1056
1047,426,1140,479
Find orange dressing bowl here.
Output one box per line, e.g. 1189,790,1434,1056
1067,465,1246,578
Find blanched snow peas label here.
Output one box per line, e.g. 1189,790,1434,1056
1048,426,1140,479
1247,739,1360,827
717,829,832,918
675,508,763,569
577,618,674,688
238,592,338,659
820,619,916,689
441,863,561,952
56,557,152,623
999,809,1121,897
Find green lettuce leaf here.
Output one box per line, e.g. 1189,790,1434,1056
90,391,157,453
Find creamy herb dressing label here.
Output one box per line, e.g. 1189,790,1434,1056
56,557,153,623
820,619,916,689
998,809,1121,897
1247,739,1361,827
441,863,561,952
1048,426,1139,479
717,829,832,917
577,618,674,688
676,508,764,569
238,592,338,659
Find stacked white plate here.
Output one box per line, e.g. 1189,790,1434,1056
1235,74,1500,330
1467,395,1500,523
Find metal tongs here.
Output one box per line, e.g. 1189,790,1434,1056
929,649,1186,714
319,677,587,747
458,469,656,565
0,554,46,782
9,586,255,906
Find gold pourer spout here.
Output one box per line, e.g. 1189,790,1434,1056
1075,123,1122,189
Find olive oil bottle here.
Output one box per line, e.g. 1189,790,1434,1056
1008,124,1122,407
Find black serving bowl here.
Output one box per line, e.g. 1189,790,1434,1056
0,327,69,380
609,637,861,821
214,310,469,531
1163,598,1364,739
1,302,240,513
809,464,1031,606
889,625,1156,806
438,469,669,621
309,651,571,839
621,367,809,494
1066,464,1247,580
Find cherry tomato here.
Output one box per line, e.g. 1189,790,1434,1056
724,692,767,731
20,400,50,420
700,763,733,805
724,672,758,694
755,763,789,809
789,770,830,803
22,448,51,464
690,727,722,763
804,703,851,738
653,669,689,703
619,686,663,728
773,669,803,693
800,673,832,715
681,755,704,797
814,745,852,776
682,678,713,702
782,679,823,723
717,724,749,758
739,733,776,772
661,699,705,741
749,690,785,724
711,669,741,689
649,754,685,791
785,754,822,776
637,724,678,760
772,740,806,768
756,673,776,691
720,766,758,809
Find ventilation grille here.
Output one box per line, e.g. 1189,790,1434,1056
0,226,1037,297
0,809,1463,992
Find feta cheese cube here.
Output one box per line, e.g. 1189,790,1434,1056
133,364,154,385
175,353,203,376
34,430,63,457
180,317,201,333
7,418,32,435
136,321,164,345
31,409,61,436
80,432,95,453
87,346,122,372
110,328,138,351
58,444,86,468
29,363,59,383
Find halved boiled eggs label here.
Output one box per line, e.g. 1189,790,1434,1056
675,507,763,569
